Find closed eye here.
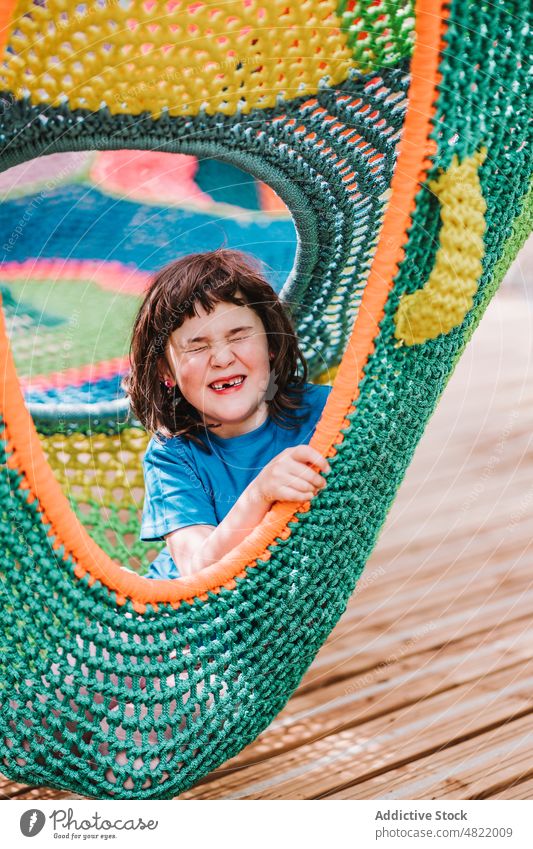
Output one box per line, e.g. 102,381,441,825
184,332,254,354
185,345,209,354
229,333,254,342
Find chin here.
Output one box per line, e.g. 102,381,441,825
209,398,256,420
210,404,251,422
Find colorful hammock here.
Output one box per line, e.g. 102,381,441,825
0,0,531,799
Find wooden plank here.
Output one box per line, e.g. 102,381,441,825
313,529,532,629
326,713,533,800
397,425,533,500
338,542,530,631
182,662,533,799
346,547,528,618
0,778,80,800
309,553,532,651
349,508,532,602
404,383,533,437
489,775,533,799
289,578,532,702
194,615,533,777
374,480,533,559
304,580,533,690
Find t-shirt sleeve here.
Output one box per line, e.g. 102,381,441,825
139,436,217,541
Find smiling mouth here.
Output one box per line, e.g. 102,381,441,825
209,375,246,393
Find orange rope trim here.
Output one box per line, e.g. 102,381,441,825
0,0,445,612
0,0,18,63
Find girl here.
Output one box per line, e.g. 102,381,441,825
125,248,332,579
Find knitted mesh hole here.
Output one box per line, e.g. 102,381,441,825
95,647,233,790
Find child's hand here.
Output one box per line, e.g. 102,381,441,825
253,445,331,505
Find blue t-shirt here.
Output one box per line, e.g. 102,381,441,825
141,382,332,579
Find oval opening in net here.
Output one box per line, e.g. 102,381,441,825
0,147,302,578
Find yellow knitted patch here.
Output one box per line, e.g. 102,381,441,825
39,427,149,510
315,364,338,385
394,148,487,346
3,0,355,118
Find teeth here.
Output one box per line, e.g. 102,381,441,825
210,376,245,390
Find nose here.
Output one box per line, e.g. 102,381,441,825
210,339,235,367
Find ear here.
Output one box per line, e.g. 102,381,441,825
269,350,275,360
157,357,174,385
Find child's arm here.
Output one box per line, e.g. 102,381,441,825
166,444,330,577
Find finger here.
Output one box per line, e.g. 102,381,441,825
283,460,314,482
285,461,327,489
285,475,316,494
277,487,316,503
284,474,324,497
290,444,331,473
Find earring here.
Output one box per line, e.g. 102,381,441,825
163,379,180,407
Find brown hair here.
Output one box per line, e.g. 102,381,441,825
123,248,309,444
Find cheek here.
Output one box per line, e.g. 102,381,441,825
239,340,270,370
176,359,208,394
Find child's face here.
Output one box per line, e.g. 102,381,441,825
160,297,273,437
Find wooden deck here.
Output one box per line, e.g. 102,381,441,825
2,257,532,801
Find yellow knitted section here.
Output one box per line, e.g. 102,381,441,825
394,148,487,346
2,0,354,118
315,364,339,385
38,427,149,510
